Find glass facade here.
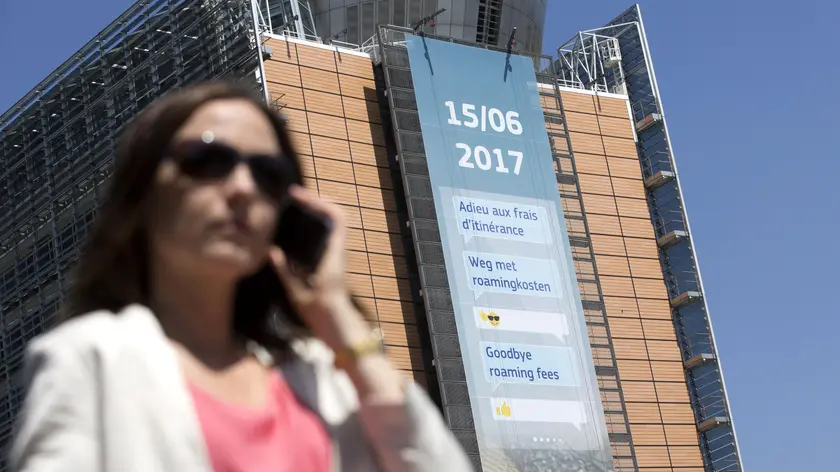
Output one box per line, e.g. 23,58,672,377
309,0,546,55
0,0,262,467
260,0,318,38
604,7,742,471
550,5,743,470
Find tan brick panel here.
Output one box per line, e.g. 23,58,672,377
296,44,338,71
264,38,298,63
264,60,302,87
655,382,691,403
629,424,667,445
336,55,375,79
616,360,653,381
300,66,340,92
303,89,344,116
267,82,304,109
620,381,657,403
587,214,622,236
582,193,618,215
594,255,631,277
338,75,377,101
593,96,631,118
619,216,657,239
350,142,389,167
574,152,610,175
633,446,672,468
559,92,596,114
376,299,418,324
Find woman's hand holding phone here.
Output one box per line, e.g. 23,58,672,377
271,186,406,404
268,186,370,353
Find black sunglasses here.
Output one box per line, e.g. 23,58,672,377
168,139,299,200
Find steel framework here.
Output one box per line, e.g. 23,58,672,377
257,0,318,41
555,31,627,95
555,5,744,471
0,0,266,467
254,0,359,49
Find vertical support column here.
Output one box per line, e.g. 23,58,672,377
250,0,271,103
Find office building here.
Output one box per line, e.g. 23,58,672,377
0,1,740,470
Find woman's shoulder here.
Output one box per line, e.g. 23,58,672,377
29,304,157,358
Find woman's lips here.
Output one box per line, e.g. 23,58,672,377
218,218,252,236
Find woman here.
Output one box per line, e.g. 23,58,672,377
9,81,472,472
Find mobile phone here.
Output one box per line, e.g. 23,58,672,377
273,199,333,271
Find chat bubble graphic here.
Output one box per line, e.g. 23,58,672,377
480,342,579,391
464,252,562,298
475,306,570,344
487,397,589,431
453,196,552,245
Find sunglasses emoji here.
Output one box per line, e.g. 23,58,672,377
480,310,501,327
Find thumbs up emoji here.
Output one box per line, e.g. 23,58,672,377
495,401,512,418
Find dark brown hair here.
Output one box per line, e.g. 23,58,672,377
65,81,307,350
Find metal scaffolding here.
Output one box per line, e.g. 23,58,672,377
555,5,744,471
257,0,318,41
555,31,626,95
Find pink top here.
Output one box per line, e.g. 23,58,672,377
188,371,332,472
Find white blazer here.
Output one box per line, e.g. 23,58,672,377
8,304,472,472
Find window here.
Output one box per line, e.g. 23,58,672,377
346,5,359,45
476,0,502,46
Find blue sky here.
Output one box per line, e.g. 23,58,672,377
1,0,837,469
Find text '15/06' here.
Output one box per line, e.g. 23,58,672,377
444,101,525,175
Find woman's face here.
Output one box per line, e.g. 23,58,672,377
146,98,283,279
